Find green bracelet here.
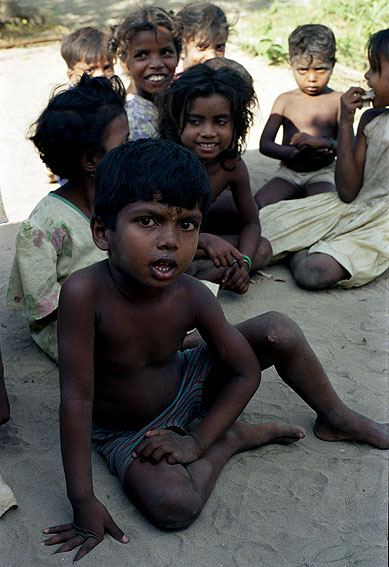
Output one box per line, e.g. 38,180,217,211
242,254,252,271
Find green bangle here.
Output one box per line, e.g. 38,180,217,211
242,254,252,271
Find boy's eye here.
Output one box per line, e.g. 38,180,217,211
180,220,197,231
137,217,156,227
86,66,96,74
215,43,225,51
187,118,201,125
216,118,228,126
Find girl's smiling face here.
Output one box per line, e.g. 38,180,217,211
180,94,233,162
125,27,178,100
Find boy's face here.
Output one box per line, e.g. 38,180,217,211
67,57,115,86
365,55,389,108
180,94,233,163
183,31,227,69
126,28,178,98
93,197,202,289
291,55,333,96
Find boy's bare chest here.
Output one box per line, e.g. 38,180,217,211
283,96,338,131
95,292,192,366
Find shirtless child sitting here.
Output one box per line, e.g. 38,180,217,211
255,24,342,208
42,139,388,561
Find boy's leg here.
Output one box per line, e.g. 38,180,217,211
123,421,304,529
305,181,335,197
254,178,300,209
290,249,349,289
235,312,389,449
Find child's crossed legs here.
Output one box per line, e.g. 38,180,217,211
123,312,388,529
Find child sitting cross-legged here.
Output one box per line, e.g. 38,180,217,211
42,139,388,561
255,24,342,208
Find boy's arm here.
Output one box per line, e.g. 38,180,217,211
260,96,300,161
42,272,127,561
335,87,372,202
0,347,10,425
135,283,261,463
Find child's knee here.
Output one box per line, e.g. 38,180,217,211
253,311,303,350
150,485,203,530
293,253,341,289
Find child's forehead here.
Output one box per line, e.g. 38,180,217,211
119,197,202,217
73,55,113,67
291,54,332,67
187,93,231,112
192,30,228,46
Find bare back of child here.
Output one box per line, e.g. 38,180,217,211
255,24,342,208
160,63,272,295
42,140,388,562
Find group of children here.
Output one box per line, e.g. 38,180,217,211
0,1,388,560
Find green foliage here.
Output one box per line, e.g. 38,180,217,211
235,0,389,70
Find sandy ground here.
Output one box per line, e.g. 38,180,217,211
0,31,388,567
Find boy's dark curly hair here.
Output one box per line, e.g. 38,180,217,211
29,74,126,180
288,24,336,66
108,5,181,67
367,28,389,74
158,63,256,166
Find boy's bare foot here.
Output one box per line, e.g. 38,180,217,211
227,421,305,455
314,411,389,449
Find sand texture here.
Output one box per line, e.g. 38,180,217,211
0,39,387,567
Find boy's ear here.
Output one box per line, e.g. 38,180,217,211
80,151,103,175
90,216,110,251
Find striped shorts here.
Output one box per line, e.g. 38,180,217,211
91,342,212,483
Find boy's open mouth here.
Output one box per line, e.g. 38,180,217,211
151,259,177,279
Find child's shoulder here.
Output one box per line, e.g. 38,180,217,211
61,260,108,300
359,108,387,132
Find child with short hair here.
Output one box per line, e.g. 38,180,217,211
42,139,388,561
255,24,342,208
109,5,180,140
175,3,231,71
260,28,389,290
61,26,115,86
160,63,271,294
7,75,129,361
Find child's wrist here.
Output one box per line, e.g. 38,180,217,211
242,255,252,272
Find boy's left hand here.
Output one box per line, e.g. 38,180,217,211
133,429,203,464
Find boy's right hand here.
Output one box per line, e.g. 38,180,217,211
42,496,128,561
340,87,365,126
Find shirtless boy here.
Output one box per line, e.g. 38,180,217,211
42,139,388,561
255,24,342,207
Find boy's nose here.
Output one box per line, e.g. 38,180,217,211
158,226,178,249
307,70,317,82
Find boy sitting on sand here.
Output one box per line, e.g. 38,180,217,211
255,24,342,208
42,140,388,561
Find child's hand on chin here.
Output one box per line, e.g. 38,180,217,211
42,496,128,561
133,429,204,464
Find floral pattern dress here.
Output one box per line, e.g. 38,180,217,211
7,193,107,361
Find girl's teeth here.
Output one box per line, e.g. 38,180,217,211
148,75,165,82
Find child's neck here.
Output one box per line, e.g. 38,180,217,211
107,260,172,302
53,174,95,219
